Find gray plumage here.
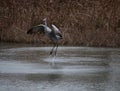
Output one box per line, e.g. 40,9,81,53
27,18,62,55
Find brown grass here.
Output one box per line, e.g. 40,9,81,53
0,0,120,47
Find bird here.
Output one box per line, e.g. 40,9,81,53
27,18,62,56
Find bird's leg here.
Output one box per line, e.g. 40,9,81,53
49,43,56,55
55,43,58,56
51,43,58,66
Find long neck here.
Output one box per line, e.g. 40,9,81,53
44,20,47,26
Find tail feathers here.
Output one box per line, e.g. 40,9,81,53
56,33,62,39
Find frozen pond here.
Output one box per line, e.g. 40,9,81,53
0,43,120,91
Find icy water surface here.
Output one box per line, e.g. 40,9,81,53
0,43,120,91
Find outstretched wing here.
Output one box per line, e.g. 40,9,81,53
51,24,62,39
51,24,61,34
27,24,45,34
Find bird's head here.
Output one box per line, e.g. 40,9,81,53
43,18,47,22
43,18,47,25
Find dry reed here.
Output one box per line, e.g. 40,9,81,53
0,0,120,47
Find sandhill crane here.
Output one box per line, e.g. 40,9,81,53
27,18,62,56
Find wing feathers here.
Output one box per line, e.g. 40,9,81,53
51,24,61,34
51,24,62,39
27,24,45,34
